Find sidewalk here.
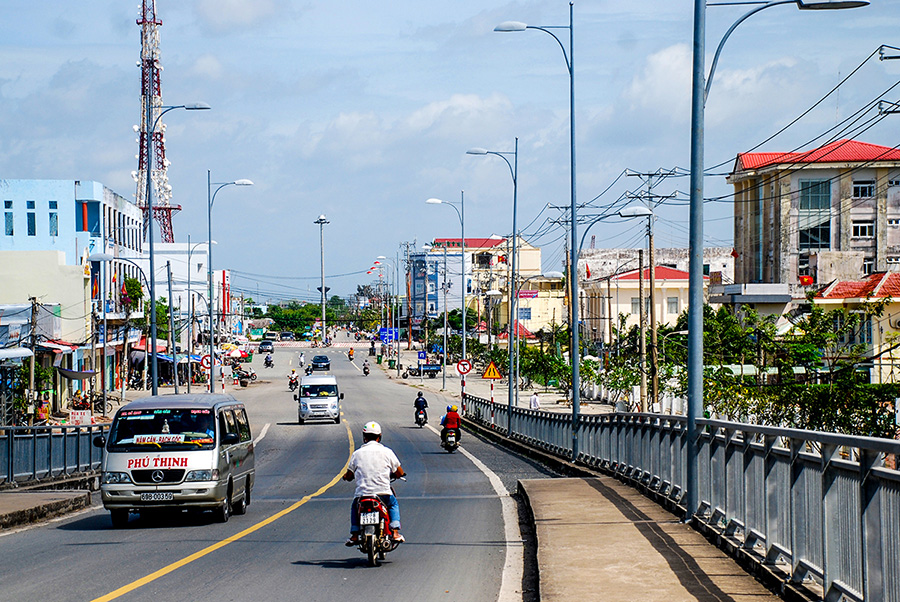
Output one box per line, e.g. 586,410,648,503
519,478,779,601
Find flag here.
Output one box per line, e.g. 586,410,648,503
91,275,99,299
586,263,592,279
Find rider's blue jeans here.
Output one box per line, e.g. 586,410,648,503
350,494,400,534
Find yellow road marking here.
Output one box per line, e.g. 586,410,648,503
92,420,354,602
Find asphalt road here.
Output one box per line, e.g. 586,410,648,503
0,337,559,602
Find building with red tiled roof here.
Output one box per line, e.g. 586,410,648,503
728,139,900,289
812,271,900,383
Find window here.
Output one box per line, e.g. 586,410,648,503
889,219,900,226
518,307,531,320
853,180,876,198
49,212,58,236
49,201,57,210
667,297,679,315
26,212,35,236
800,180,831,210
631,298,640,315
3,201,11,209
26,200,35,209
799,180,831,251
888,257,900,265
863,257,875,275
235,409,252,442
852,221,875,238
4,212,12,236
889,179,900,188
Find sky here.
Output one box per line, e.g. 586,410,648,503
3,0,900,302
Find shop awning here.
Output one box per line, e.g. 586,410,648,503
157,354,175,363
132,337,167,353
38,340,78,354
58,367,96,381
0,347,34,360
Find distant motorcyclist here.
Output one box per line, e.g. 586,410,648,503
348,348,355,361
362,359,370,376
298,352,305,367
342,421,405,545
413,392,428,423
441,405,462,443
264,353,274,368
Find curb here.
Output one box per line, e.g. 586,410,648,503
0,491,93,530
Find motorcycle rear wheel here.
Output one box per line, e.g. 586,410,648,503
366,534,378,567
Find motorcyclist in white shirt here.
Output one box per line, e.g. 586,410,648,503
342,421,405,545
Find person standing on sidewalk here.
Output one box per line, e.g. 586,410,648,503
530,391,541,410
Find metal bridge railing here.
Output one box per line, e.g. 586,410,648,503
462,394,900,602
2,424,109,485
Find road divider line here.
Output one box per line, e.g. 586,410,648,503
91,420,355,602
253,422,270,446
425,424,523,602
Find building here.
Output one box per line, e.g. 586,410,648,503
579,247,734,285
581,266,700,346
408,235,564,340
0,179,144,404
729,139,900,287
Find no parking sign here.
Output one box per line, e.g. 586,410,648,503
455,359,472,375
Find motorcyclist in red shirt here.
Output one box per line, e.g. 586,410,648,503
440,404,461,444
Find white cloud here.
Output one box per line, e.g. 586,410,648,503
623,44,692,120
190,54,224,80
193,0,278,32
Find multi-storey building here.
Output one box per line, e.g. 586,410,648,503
0,179,144,405
729,139,900,287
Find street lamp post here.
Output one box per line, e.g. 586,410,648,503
685,0,868,519
315,215,329,346
207,173,253,393
495,3,579,459
426,192,467,393
187,236,215,393
143,81,209,396
467,140,519,432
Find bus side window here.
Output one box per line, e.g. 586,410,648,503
235,408,252,442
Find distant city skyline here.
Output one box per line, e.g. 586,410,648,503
2,0,898,300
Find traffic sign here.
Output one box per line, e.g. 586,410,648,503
456,359,472,375
481,361,503,380
417,351,427,361
201,354,212,369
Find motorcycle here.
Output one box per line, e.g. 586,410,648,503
348,349,354,361
353,480,405,566
362,365,370,377
264,356,274,369
288,374,299,391
414,408,427,427
305,365,314,376
441,428,459,453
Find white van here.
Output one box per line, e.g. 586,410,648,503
94,394,255,527
295,374,342,424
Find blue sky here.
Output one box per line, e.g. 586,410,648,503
2,1,899,300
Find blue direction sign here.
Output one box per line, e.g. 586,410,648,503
379,327,399,342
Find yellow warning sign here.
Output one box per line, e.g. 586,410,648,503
481,361,503,380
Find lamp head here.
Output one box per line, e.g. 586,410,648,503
466,148,489,155
88,253,115,262
494,21,528,32
233,179,253,186
184,103,211,110
542,271,565,279
618,206,653,218
425,198,443,205
796,0,868,8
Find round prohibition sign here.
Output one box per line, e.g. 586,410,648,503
456,359,473,375
200,354,212,369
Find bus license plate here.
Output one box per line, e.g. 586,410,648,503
140,492,174,502
360,511,379,525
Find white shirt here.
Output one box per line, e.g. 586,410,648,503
348,440,401,497
530,393,541,410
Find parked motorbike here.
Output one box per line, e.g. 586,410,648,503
362,365,370,377
414,408,427,427
441,428,459,453
288,374,298,391
352,480,405,566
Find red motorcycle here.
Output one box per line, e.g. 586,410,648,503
354,486,403,566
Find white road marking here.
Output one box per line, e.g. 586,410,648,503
426,424,523,602
253,422,270,446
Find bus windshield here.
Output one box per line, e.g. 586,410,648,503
108,408,216,451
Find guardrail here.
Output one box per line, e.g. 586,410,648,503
462,394,900,602
2,424,109,485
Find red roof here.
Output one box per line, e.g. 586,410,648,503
432,238,505,250
497,321,535,338
816,272,900,299
612,266,696,281
736,139,900,171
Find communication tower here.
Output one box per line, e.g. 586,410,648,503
134,0,180,243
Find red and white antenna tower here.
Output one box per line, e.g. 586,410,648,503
135,0,180,243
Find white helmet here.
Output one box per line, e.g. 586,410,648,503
362,421,382,436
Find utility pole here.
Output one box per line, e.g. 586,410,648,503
166,261,179,394
627,168,677,411
28,296,38,422
639,249,646,411
315,215,329,345
441,246,449,391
